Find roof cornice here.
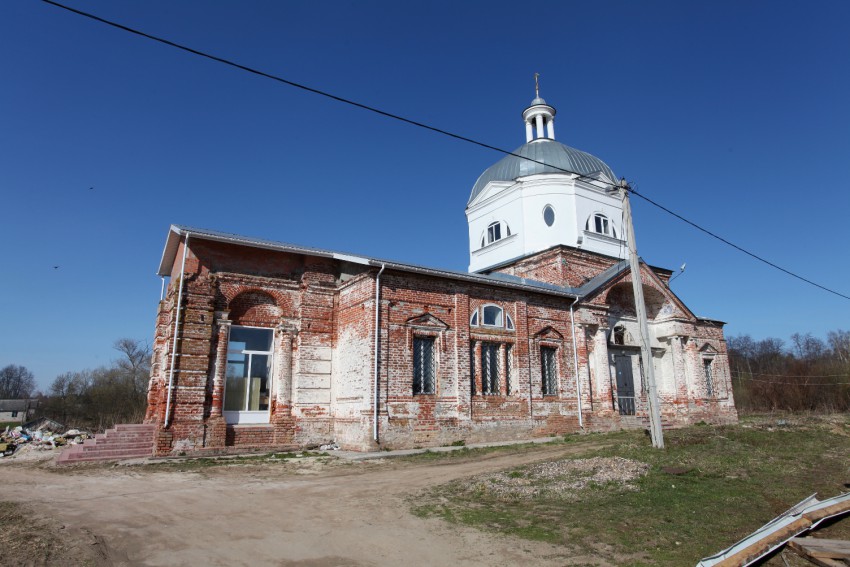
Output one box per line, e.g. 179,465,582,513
158,225,581,300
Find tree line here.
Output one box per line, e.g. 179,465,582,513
728,329,850,412
2,339,150,431
5,330,849,431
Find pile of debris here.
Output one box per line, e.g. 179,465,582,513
1,423,90,458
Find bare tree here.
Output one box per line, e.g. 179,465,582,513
791,332,827,360
729,330,850,413
0,364,36,398
41,339,152,430
827,330,850,364
113,338,151,397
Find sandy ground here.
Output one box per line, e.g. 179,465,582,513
0,442,614,567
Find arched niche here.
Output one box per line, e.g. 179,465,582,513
229,290,281,326
606,282,667,320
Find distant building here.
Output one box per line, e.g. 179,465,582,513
145,92,737,455
0,399,39,425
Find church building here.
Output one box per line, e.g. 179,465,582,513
144,92,737,455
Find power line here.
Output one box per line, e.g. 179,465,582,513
628,188,850,301
39,0,604,187
745,377,850,386
732,370,850,379
40,0,850,302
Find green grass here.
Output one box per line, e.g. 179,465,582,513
410,414,850,566
400,434,623,464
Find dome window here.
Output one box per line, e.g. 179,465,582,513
481,221,512,248
543,205,555,227
587,213,617,238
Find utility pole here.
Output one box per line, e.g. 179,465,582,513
620,180,665,449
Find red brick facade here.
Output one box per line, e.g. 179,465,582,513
145,232,737,455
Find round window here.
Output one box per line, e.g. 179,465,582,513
543,205,555,227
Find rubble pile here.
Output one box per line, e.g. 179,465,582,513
0,425,90,458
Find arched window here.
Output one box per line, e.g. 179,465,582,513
483,304,503,327
470,304,514,330
586,213,617,238
612,325,626,345
480,221,512,247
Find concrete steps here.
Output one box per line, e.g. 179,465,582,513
57,424,156,464
619,415,675,431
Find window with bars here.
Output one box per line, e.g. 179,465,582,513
413,336,436,395
703,358,715,397
480,342,501,395
541,346,557,396
471,342,513,396
505,345,513,395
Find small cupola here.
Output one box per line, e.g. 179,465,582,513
522,73,556,142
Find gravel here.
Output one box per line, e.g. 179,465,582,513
457,456,650,501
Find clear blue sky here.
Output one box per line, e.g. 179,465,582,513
2,1,849,392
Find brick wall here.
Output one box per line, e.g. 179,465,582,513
146,234,735,455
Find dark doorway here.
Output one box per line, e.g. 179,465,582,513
614,355,636,415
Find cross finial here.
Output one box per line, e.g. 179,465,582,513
534,72,540,98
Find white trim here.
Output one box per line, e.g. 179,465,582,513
223,410,270,425
472,231,518,254
582,230,623,245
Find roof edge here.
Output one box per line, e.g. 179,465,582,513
156,225,581,300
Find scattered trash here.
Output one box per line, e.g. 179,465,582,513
0,423,91,458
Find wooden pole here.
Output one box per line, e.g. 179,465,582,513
621,181,664,449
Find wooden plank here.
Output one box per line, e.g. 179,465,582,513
806,500,850,525
699,493,850,567
712,518,813,567
787,539,849,567
789,537,850,559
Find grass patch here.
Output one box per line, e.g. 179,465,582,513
0,501,100,565
411,415,850,566
400,434,624,464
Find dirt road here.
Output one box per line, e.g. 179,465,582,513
1,443,611,567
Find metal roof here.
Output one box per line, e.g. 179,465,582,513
0,399,37,412
468,139,618,205
156,226,724,320
697,492,850,566
158,225,585,300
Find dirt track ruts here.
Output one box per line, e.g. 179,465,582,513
2,442,614,566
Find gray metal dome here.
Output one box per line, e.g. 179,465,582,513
468,139,617,205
